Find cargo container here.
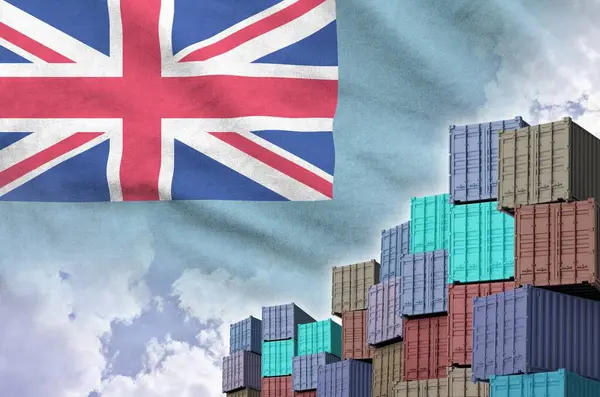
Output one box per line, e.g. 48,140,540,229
367,277,402,345
372,342,402,397
262,340,297,377
490,369,600,397
294,391,317,397
230,316,262,355
403,316,448,381
497,117,600,213
410,193,450,254
262,303,315,341
449,117,528,205
292,352,340,391
472,285,600,382
298,319,342,358
447,282,514,366
317,359,372,397
262,376,293,397
393,367,489,397
332,260,380,316
222,350,262,392
402,250,447,316
514,199,600,299
381,222,410,280
341,310,375,360
449,202,514,283
226,388,262,397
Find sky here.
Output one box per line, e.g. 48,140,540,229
2,0,600,396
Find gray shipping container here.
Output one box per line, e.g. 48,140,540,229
317,359,373,397
497,117,600,213
332,260,380,317
402,250,448,316
380,222,410,281
367,277,402,345
472,285,600,382
230,316,262,355
449,116,528,204
262,303,315,341
292,352,340,391
222,350,262,393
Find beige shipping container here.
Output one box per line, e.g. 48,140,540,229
331,260,380,316
227,388,261,397
497,117,600,214
393,368,489,397
373,342,403,397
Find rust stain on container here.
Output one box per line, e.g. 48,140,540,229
448,281,515,366
342,310,375,360
227,389,261,397
372,342,403,397
403,316,448,381
262,376,293,397
515,199,600,298
393,367,489,397
332,260,380,316
497,117,600,214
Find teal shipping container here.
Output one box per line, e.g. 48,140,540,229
490,369,600,397
297,319,342,358
410,193,450,253
262,339,297,377
448,201,513,283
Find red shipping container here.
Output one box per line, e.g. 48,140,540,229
447,281,515,366
515,199,600,298
294,391,316,397
262,376,293,397
342,310,374,360
403,316,447,381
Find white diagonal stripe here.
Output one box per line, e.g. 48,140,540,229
0,37,45,63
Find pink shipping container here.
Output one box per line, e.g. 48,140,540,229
367,277,402,345
263,376,294,397
222,350,261,393
403,316,448,381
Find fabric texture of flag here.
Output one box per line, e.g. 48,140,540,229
0,0,338,202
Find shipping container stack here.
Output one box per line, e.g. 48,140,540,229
223,316,263,397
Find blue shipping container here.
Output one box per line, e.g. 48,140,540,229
402,250,447,316
472,285,600,382
448,201,514,283
367,277,402,345
449,116,528,204
292,352,340,391
230,316,262,355
262,303,315,341
380,221,410,281
410,194,450,254
490,369,600,397
222,350,262,393
317,359,372,397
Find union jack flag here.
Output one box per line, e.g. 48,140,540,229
0,0,338,202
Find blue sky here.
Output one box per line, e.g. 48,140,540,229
2,0,600,396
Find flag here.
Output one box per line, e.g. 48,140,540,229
0,0,338,202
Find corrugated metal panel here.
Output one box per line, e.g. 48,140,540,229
449,117,528,204
226,388,262,397
490,369,600,397
332,260,380,316
298,319,342,358
393,378,448,397
222,350,262,393
262,340,297,377
472,285,600,382
449,202,514,283
367,277,403,345
403,316,448,381
447,282,515,366
372,342,402,397
230,316,262,355
393,368,489,397
317,360,372,397
292,352,340,391
448,367,489,397
262,376,294,397
410,193,450,254
498,117,600,213
294,391,317,397
402,250,448,316
381,222,411,281
341,310,375,360
262,303,315,341
514,199,600,298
